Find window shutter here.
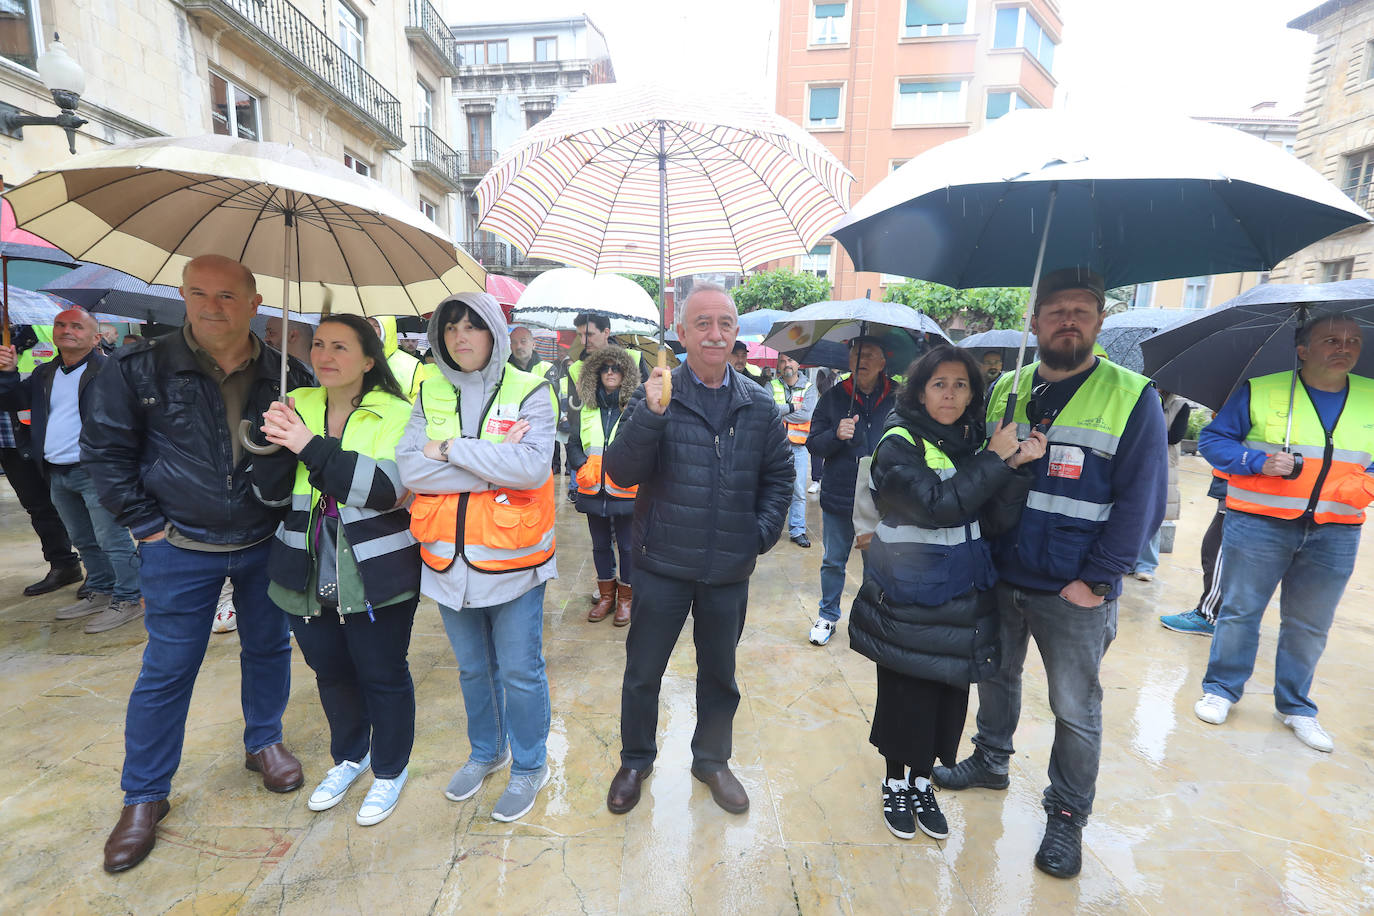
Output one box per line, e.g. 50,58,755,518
815,3,846,17
905,0,966,27
901,81,962,94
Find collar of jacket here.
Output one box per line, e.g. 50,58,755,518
33,346,104,383
669,362,754,420
155,328,297,387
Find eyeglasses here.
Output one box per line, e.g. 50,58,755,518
599,365,622,375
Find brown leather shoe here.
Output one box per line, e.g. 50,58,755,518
587,579,616,622
613,580,632,627
103,799,170,873
606,765,652,814
691,765,749,814
245,743,304,792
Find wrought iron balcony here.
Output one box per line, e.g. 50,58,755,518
457,148,499,177
466,240,527,268
181,0,403,148
411,126,462,191
406,0,460,77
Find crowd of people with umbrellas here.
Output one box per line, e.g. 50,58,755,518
1,85,1372,885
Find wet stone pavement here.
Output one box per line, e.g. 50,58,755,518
1,454,1373,914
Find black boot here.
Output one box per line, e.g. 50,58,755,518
1035,806,1084,878
24,563,84,597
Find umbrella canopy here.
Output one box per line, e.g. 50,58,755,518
511,268,660,335
1098,308,1191,373
1141,281,1374,409
762,298,949,371
1,287,79,324
736,308,790,339
40,263,184,324
4,134,485,317
486,273,526,307
957,328,1036,349
476,82,853,280
830,109,1370,290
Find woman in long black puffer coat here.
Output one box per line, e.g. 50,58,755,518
849,345,1044,843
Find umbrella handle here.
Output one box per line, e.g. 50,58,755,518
1283,450,1304,481
239,419,282,456
657,347,671,409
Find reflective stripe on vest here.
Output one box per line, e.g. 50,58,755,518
1225,371,1374,524
576,405,637,499
409,366,557,572
772,378,811,444
870,428,979,546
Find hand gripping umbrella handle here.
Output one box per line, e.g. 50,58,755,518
657,347,672,409
239,419,282,456
1283,451,1304,481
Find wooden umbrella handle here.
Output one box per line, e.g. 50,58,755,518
657,347,671,409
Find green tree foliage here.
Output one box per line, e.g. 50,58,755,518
626,274,660,301
732,269,832,313
882,280,1028,333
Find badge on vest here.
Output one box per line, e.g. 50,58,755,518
484,403,520,437
1048,444,1085,480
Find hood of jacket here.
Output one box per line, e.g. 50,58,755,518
426,291,510,433
375,315,400,357
576,344,641,408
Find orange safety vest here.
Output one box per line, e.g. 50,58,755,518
575,403,636,499
772,378,812,445
408,368,558,573
1223,372,1374,525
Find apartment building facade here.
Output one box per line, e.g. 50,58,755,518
774,0,1062,300
0,0,464,247
450,15,614,281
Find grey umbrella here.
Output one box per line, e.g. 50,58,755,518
40,263,184,323
1098,308,1190,373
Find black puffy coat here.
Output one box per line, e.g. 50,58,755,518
604,363,794,585
80,329,314,544
848,405,1033,687
806,375,896,517
0,348,106,474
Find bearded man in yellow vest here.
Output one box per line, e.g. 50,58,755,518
1193,314,1373,754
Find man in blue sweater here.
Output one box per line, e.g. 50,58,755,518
932,267,1168,879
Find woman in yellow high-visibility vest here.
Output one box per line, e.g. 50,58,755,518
567,343,641,626
396,292,559,824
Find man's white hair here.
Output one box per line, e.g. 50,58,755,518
678,282,738,325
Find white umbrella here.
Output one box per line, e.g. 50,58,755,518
510,268,660,336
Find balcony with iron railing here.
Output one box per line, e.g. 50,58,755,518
180,0,404,148
411,126,462,191
457,148,499,177
406,0,460,77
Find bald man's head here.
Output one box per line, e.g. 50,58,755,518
52,308,99,363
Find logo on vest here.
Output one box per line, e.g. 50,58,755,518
1048,444,1085,480
1079,415,1110,431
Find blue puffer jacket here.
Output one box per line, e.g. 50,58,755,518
806,375,897,517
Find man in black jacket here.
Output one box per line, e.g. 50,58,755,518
805,338,896,647
0,307,142,632
82,254,315,874
603,283,793,817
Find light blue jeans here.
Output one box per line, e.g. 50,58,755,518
1134,529,1160,575
1202,511,1359,716
819,508,866,622
440,583,550,775
48,465,140,601
788,443,808,537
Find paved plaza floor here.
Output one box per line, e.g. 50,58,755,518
1,454,1372,914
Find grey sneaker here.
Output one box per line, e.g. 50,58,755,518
444,747,512,802
932,753,1010,791
491,764,551,822
83,598,145,634
55,592,111,621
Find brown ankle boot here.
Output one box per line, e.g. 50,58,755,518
588,579,616,622
613,580,632,627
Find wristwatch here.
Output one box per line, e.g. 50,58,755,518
438,438,450,460
1087,581,1112,597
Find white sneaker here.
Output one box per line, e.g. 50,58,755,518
308,755,371,811
1194,694,1233,725
213,584,237,633
1278,713,1334,752
1133,570,1154,582
808,617,836,646
807,481,821,494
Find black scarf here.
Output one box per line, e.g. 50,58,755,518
888,402,984,461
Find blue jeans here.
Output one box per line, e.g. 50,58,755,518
788,443,808,537
1134,529,1160,575
819,508,866,621
47,465,140,601
1202,511,1359,716
972,583,1118,817
122,538,290,804
439,583,550,775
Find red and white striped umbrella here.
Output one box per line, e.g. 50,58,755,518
476,82,852,285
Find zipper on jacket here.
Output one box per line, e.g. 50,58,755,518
1304,428,1336,518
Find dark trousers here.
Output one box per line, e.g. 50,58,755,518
620,568,749,772
1196,502,1226,623
0,445,77,566
587,514,634,582
289,597,418,779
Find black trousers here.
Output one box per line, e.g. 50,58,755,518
289,597,418,779
1196,502,1226,623
620,568,748,772
0,445,77,566
587,513,634,582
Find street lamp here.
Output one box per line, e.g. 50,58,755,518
0,34,88,155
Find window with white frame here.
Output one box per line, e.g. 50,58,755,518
486,40,508,64
0,0,41,70
1133,282,1154,309
985,90,1031,121
903,0,967,38
1182,276,1211,310
337,1,365,62
455,40,508,66
801,243,832,278
1341,150,1374,209
895,79,966,125
420,197,438,224
993,7,1056,74
343,152,371,177
534,36,557,61
417,81,433,127
1322,259,1354,283
1366,40,1374,81
210,73,261,141
811,2,850,45
806,85,843,128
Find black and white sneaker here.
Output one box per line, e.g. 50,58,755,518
910,780,949,840
881,779,916,839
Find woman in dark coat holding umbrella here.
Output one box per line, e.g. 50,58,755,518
849,345,1044,841
567,344,642,626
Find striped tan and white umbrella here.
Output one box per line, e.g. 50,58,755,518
477,84,852,283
